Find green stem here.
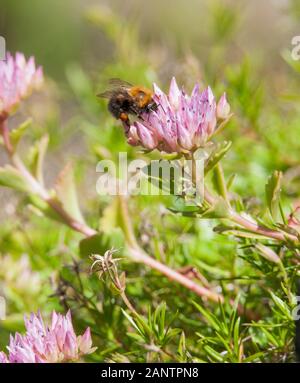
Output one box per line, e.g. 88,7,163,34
120,291,139,316
0,117,13,155
129,246,223,302
213,163,230,206
117,195,138,248
203,185,297,243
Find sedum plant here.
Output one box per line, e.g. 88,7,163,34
0,48,299,364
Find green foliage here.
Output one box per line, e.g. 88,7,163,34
265,171,282,222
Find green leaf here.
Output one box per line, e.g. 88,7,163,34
205,141,232,175
55,162,85,224
193,301,221,331
60,266,75,284
203,345,224,362
126,332,144,343
164,328,181,344
10,118,32,148
243,352,265,363
260,328,280,347
122,309,152,341
270,292,292,320
168,199,202,216
212,163,229,203
226,173,236,191
141,160,180,196
80,234,103,257
170,196,229,219
265,170,282,221
29,134,49,186
177,332,187,361
214,224,272,239
154,302,166,338
0,165,31,192
26,194,65,223
99,198,120,233
121,309,145,338
134,315,152,339
79,230,124,257
201,197,230,219
233,317,241,355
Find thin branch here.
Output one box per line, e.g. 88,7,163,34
204,186,298,243
129,245,222,302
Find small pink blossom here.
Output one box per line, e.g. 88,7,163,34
0,52,43,120
217,93,230,120
126,77,229,154
0,310,96,363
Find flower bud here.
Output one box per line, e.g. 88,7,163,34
217,93,230,120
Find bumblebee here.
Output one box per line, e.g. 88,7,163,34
98,78,157,127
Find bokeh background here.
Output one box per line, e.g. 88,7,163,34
0,0,300,362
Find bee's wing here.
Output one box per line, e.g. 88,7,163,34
97,79,132,98
108,78,133,88
97,90,116,99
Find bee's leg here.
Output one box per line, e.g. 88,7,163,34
137,104,156,122
126,105,144,122
137,113,145,121
119,112,130,132
128,104,140,116
148,102,158,112
119,112,130,124
156,102,165,113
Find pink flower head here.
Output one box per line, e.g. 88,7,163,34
0,52,43,120
0,310,96,363
126,77,230,154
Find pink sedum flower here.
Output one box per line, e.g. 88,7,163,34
0,52,43,120
0,310,96,363
126,77,230,154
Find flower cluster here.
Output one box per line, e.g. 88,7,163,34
0,52,43,120
126,77,230,154
0,310,96,363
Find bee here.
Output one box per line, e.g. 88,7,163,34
97,78,157,127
